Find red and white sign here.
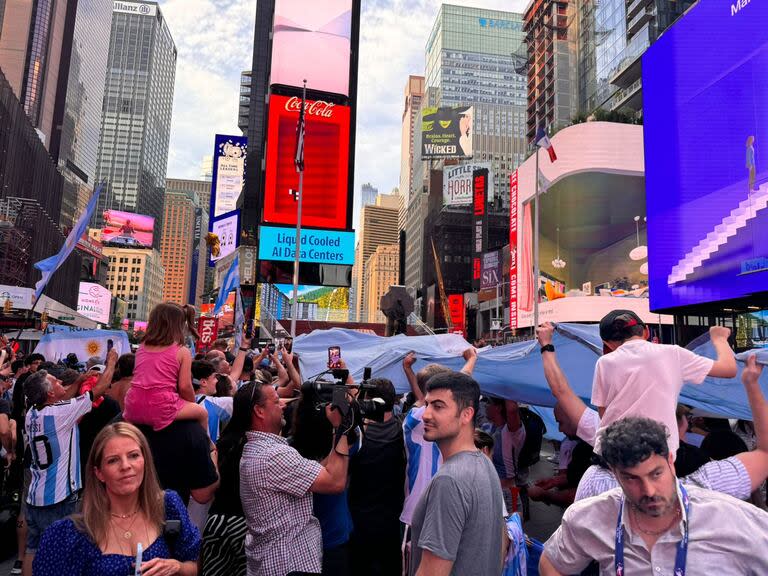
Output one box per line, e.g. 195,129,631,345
263,94,351,230
198,317,218,351
509,171,518,330
448,294,466,336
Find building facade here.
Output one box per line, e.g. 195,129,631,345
425,5,528,211
524,0,578,141
103,245,164,321
95,1,177,247
160,182,201,305
364,244,399,323
577,0,694,115
55,0,113,230
0,70,81,308
238,70,251,135
353,195,399,322
399,75,424,213
360,183,378,208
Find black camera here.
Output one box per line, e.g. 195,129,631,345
301,367,386,427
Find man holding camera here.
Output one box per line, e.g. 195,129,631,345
240,381,351,576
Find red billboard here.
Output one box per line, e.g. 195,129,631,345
198,317,219,351
509,171,518,330
263,94,350,230
448,294,466,336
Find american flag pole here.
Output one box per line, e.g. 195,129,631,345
290,80,306,338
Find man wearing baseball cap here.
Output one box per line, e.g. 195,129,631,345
591,309,737,456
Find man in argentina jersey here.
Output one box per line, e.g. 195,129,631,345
400,348,478,531
21,350,116,576
192,360,232,443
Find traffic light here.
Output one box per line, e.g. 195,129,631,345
41,311,48,323
3,299,10,314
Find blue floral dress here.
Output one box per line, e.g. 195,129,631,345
33,491,200,575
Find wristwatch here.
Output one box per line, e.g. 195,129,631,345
540,344,555,354
239,347,250,352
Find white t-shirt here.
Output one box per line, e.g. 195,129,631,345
558,438,579,471
401,405,442,525
591,339,713,455
577,408,600,447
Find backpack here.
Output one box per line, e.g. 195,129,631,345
518,407,546,469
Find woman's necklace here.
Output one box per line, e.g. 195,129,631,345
110,510,140,540
630,504,681,536
110,509,138,519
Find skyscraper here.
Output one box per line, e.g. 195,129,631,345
95,1,177,247
400,76,424,212
524,0,577,141
54,0,113,230
160,181,205,306
577,0,694,115
364,244,400,323
103,245,164,321
353,195,399,322
0,0,112,229
0,0,71,145
360,183,378,207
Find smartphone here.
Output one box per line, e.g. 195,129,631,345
268,341,276,354
284,337,293,353
328,346,341,367
107,339,114,354
245,319,255,340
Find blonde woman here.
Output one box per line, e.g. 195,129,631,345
33,422,200,575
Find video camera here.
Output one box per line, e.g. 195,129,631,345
300,367,387,428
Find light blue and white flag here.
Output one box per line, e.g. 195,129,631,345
33,329,130,362
213,252,239,316
34,184,103,301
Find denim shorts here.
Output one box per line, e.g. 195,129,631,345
26,492,81,552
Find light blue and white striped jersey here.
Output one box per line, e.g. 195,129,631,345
25,393,92,507
400,405,442,525
196,395,233,443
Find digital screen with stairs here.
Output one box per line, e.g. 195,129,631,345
643,0,768,311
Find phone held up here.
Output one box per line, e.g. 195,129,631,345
328,346,341,368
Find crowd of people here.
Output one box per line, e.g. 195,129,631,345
0,302,765,575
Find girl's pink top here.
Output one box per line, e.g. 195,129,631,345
123,343,186,431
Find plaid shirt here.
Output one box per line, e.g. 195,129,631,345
240,431,323,576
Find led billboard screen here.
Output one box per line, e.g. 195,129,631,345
270,0,352,96
211,135,247,218
258,226,354,265
102,210,154,248
77,282,112,325
644,0,768,312
263,94,351,230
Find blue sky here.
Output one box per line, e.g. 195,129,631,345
158,0,527,223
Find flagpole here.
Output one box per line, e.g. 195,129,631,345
533,145,540,329
290,80,307,339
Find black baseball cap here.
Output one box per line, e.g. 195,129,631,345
599,309,645,342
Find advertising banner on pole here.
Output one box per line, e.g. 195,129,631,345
421,106,473,159
76,282,112,325
480,251,501,292
197,317,218,352
509,170,518,330
447,294,466,336
443,162,493,206
472,168,489,291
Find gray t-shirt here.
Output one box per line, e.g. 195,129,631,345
409,450,504,576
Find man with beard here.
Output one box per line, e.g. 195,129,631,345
408,371,504,576
540,417,768,575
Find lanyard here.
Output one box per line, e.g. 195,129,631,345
615,482,690,576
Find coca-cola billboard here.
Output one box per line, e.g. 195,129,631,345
198,317,218,351
263,94,351,230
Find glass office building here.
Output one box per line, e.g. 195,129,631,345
578,0,694,114
95,1,177,248
55,0,112,229
424,5,528,211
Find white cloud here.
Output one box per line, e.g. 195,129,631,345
159,0,529,201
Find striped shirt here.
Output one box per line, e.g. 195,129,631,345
25,393,92,507
575,456,752,502
400,405,442,525
195,395,232,443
